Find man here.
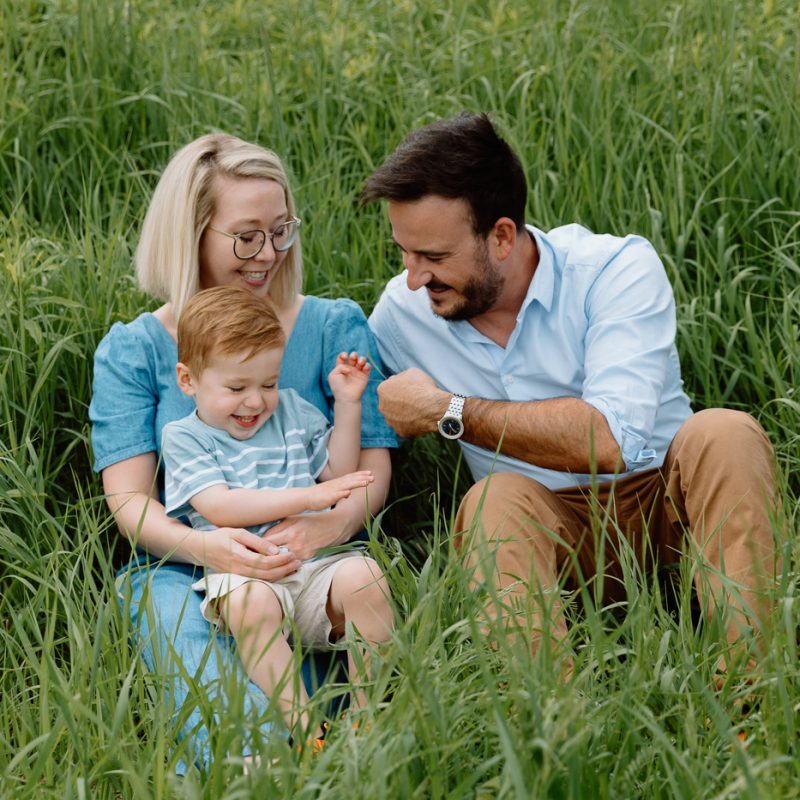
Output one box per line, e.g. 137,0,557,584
363,112,778,669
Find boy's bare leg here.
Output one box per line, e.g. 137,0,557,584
327,557,394,710
221,582,310,735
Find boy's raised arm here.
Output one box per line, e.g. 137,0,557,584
323,352,370,478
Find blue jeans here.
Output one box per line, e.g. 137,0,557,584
118,555,347,772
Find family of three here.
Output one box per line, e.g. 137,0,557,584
90,113,780,769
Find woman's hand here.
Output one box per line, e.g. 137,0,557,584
103,454,300,579
263,507,357,561
200,526,302,579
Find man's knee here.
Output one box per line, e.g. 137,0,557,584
674,408,775,474
458,471,548,520
455,471,564,549
680,408,770,447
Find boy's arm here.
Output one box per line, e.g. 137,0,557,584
322,352,370,478
190,474,373,528
322,397,362,478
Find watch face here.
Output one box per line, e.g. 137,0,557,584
439,417,463,438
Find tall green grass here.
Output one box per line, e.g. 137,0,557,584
1,0,798,797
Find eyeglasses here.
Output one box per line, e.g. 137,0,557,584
208,217,301,260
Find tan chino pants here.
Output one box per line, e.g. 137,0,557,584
455,409,779,657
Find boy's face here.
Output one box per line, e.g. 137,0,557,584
176,347,283,440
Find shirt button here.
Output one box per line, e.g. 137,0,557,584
502,375,514,386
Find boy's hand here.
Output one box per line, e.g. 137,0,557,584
328,351,371,403
306,470,374,510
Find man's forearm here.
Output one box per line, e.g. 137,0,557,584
463,396,623,473
377,370,622,474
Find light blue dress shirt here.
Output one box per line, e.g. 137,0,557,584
369,224,693,490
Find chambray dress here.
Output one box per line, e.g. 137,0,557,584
90,296,396,771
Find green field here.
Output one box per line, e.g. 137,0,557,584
1,0,798,797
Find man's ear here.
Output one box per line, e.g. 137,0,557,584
489,217,517,261
176,362,197,397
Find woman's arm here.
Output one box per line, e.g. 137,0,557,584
103,453,301,579
263,447,391,560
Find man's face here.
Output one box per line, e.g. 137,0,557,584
387,196,504,321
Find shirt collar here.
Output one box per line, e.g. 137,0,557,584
521,225,554,315
447,224,554,344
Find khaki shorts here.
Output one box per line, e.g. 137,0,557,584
192,550,367,647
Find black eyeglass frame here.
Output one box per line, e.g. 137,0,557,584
208,217,301,260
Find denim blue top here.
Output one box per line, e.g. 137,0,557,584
90,295,397,490
369,224,693,490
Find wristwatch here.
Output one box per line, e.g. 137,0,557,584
437,393,466,440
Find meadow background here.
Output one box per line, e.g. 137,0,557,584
1,0,798,797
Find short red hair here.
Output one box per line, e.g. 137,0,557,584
177,286,286,374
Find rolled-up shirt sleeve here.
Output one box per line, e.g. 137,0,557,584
581,238,675,470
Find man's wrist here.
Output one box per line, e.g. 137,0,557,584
430,388,452,432
437,392,467,439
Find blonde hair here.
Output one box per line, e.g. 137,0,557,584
136,133,303,320
178,286,286,375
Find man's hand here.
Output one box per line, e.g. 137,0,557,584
377,368,450,438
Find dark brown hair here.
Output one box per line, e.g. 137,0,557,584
361,112,527,236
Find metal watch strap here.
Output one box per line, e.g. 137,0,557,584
446,393,465,419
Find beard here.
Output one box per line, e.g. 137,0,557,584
429,239,504,321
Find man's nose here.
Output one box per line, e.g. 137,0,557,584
403,253,431,291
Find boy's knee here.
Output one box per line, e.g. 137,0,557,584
334,557,389,600
223,582,283,628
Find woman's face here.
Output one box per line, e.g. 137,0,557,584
198,174,291,298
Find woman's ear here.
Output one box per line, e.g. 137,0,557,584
176,362,197,397
490,217,517,261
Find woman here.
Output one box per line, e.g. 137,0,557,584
89,134,396,770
